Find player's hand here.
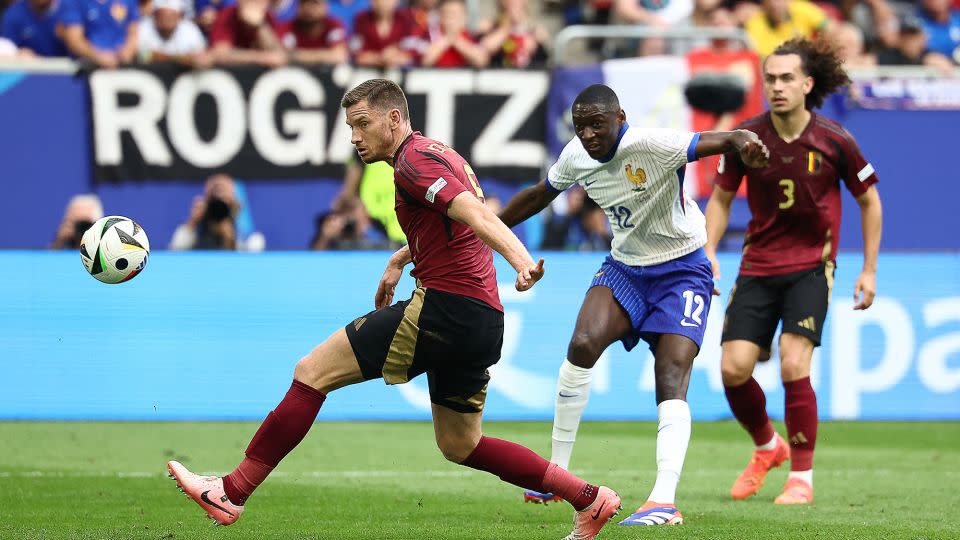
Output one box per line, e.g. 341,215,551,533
707,252,721,296
738,131,769,169
375,262,403,309
516,258,545,292
853,270,876,310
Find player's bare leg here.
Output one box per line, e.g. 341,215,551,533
435,405,621,539
775,332,816,504
722,339,789,500
525,286,630,505
167,329,364,525
619,334,696,526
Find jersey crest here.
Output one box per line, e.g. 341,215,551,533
625,163,647,192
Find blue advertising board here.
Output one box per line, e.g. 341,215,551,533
1,251,957,421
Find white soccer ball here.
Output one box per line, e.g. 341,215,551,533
80,216,150,284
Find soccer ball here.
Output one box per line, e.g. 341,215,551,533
80,216,150,284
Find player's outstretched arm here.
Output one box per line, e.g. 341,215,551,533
448,192,545,291
696,130,770,168
498,181,562,228
375,245,412,309
704,186,736,296
853,185,882,310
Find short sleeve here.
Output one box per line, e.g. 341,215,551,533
715,152,745,192
545,145,578,192
59,0,83,27
396,151,470,214
184,21,208,51
636,129,699,170
209,9,235,46
837,130,878,198
326,18,346,46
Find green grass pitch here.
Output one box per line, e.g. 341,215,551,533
0,421,957,539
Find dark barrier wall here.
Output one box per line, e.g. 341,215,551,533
0,66,957,249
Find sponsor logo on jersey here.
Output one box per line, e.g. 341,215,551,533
110,2,127,22
425,177,447,203
807,151,822,174
625,163,647,192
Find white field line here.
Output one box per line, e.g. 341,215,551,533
0,469,957,480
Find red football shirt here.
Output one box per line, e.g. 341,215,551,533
289,16,346,49
715,112,879,276
210,6,285,48
428,29,477,67
392,132,502,311
350,8,422,56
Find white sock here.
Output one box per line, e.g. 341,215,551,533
788,469,813,487
647,399,691,505
551,359,592,470
757,433,777,451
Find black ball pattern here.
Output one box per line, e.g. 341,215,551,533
115,258,128,270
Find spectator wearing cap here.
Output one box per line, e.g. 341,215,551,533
478,0,549,68
421,0,487,68
288,0,348,64
209,0,289,67
139,0,210,65
351,0,421,68
1,0,69,56
918,0,960,62
877,14,954,74
743,0,833,57
60,0,139,68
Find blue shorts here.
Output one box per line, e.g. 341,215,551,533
590,248,715,352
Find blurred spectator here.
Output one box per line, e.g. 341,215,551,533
421,0,488,67
833,20,877,68
351,0,421,68
484,194,503,214
0,35,16,55
310,197,391,250
209,0,288,67
541,188,611,251
51,194,104,250
170,174,243,250
327,0,367,35
614,0,693,27
918,0,960,62
410,0,437,33
334,156,405,243
140,0,152,17
1,0,69,57
478,0,549,68
61,0,140,68
272,0,298,24
195,0,235,35
845,0,898,49
744,0,832,57
139,0,210,65
877,13,954,73
288,0,348,64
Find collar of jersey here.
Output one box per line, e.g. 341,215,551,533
394,131,417,160
597,122,629,163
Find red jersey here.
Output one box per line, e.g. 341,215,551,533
393,132,501,311
715,112,879,276
210,6,285,49
350,8,422,57
289,16,346,49
427,29,477,67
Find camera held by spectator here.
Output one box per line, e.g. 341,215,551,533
52,194,104,250
170,174,243,251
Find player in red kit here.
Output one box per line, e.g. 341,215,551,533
167,79,623,540
705,38,883,505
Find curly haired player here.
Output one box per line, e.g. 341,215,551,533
705,38,883,505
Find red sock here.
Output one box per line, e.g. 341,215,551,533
783,377,817,470
222,380,326,505
724,377,775,447
462,436,598,511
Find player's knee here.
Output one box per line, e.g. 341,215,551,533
779,354,810,381
721,358,752,386
567,333,601,368
293,355,323,388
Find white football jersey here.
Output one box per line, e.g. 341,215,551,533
547,125,706,266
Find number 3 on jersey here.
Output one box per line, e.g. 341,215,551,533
681,290,704,327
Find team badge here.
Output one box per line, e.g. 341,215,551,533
625,163,647,192
807,151,822,174
110,2,127,22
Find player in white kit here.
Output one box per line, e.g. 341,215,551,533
498,84,769,525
